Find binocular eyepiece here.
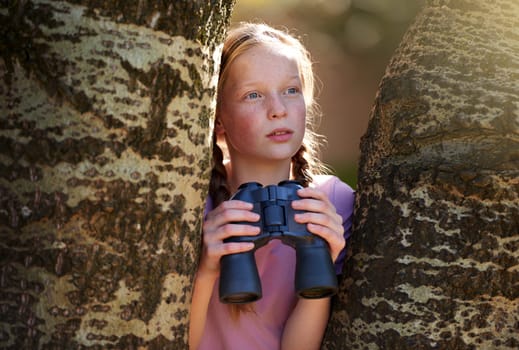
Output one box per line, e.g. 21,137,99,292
219,181,338,304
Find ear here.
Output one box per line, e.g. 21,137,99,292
214,118,225,135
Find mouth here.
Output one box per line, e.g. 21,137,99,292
268,129,293,137
267,128,293,142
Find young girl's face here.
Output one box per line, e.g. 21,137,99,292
217,44,306,167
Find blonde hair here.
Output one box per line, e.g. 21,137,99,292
210,22,327,208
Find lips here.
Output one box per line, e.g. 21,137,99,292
267,128,293,142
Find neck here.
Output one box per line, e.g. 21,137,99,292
225,159,292,194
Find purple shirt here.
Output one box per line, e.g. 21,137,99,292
198,175,355,350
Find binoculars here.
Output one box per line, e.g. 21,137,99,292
219,180,338,304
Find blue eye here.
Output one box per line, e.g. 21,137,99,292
286,87,299,95
246,92,260,100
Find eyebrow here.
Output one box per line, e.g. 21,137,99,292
238,75,301,87
287,75,302,82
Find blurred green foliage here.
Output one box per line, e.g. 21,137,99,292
334,163,359,189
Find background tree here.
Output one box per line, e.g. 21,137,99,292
0,0,234,348
324,0,519,349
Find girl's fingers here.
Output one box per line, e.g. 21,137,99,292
201,234,256,273
305,223,345,262
200,200,260,273
199,241,255,275
219,242,256,255
204,241,256,261
292,187,346,261
302,217,344,255
294,212,343,236
204,223,260,245
295,187,329,202
293,188,336,215
205,200,260,229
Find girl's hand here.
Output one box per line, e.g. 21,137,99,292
292,187,345,262
199,200,260,277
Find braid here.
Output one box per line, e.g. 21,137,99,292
209,136,230,206
291,145,313,187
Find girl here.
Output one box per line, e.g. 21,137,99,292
189,22,355,350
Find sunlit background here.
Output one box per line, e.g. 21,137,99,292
231,0,425,187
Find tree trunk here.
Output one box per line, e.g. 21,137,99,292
0,0,234,348
324,0,519,349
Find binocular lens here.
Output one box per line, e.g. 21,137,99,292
221,292,260,304
298,287,337,299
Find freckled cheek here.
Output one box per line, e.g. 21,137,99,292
241,123,263,144
229,106,264,140
224,117,263,149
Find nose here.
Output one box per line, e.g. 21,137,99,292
267,94,287,119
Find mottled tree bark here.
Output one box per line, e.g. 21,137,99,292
0,0,234,348
325,0,519,349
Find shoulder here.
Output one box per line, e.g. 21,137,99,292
311,175,355,223
311,175,355,204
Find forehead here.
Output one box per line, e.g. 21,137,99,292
228,44,301,79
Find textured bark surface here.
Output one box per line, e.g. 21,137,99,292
324,0,519,349
0,0,233,348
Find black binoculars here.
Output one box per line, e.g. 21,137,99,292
219,180,338,304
